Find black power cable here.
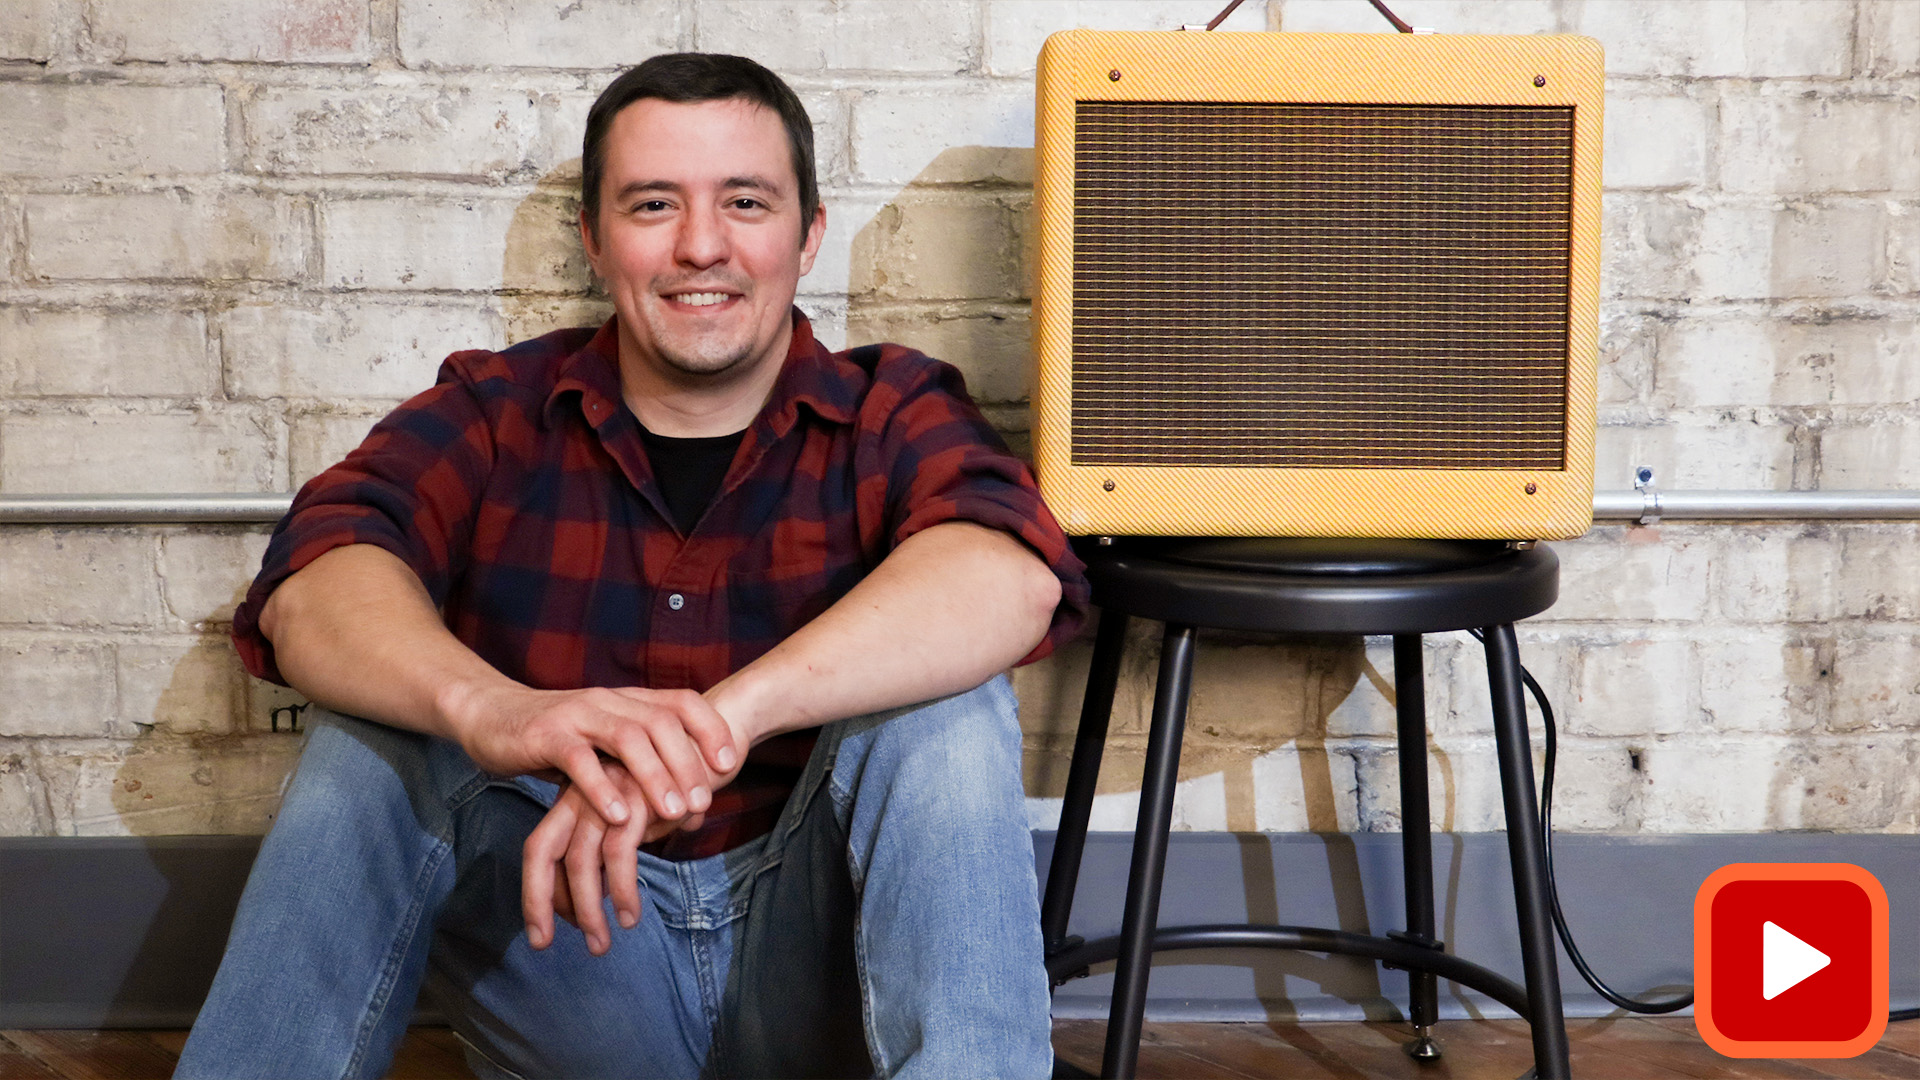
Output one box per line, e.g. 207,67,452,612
1465,628,1917,1024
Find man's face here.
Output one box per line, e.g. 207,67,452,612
582,97,824,384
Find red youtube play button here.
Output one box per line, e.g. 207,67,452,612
1694,863,1889,1058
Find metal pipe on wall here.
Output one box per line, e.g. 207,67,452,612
6,491,1920,525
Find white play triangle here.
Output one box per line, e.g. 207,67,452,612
1762,920,1831,1000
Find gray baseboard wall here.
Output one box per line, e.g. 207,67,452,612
3,831,1915,1028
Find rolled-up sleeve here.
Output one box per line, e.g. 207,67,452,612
866,354,1090,664
231,356,497,684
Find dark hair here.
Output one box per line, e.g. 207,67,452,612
581,53,818,244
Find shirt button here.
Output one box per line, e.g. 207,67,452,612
668,593,685,610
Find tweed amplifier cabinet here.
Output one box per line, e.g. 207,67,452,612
1033,30,1604,540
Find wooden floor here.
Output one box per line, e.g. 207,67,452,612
2,1019,1915,1078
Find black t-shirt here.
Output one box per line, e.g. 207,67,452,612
637,424,747,534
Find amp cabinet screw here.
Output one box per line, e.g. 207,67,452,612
1533,75,1547,87
1102,480,1116,491
1109,69,1122,81
1524,482,1538,494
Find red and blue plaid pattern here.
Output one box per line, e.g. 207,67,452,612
232,310,1089,858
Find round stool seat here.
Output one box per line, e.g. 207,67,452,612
1079,537,1559,635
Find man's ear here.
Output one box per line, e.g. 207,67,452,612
797,203,826,277
578,207,602,272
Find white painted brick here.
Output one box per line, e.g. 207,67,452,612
222,301,501,400
1771,202,1887,298
0,307,216,397
1697,630,1818,734
1653,316,1832,409
399,0,682,70
0,0,61,60
1600,193,1700,301
1601,91,1709,190
1353,737,1631,832
1183,639,1365,747
1799,316,1919,407
1640,739,1780,831
1593,418,1795,490
1691,204,1777,301
851,85,1034,186
0,409,285,494
245,86,543,179
0,532,160,629
848,191,1024,302
1831,633,1920,733
24,193,310,282
1274,0,1555,34
1573,635,1692,737
1713,527,1841,624
1250,744,1357,832
1859,0,1920,77
846,306,1029,402
987,0,1269,77
0,84,225,177
1772,738,1920,831
1643,736,1920,831
1549,526,1712,622
0,638,119,737
117,637,244,735
1720,91,1920,196
1833,527,1920,620
1576,0,1848,79
0,748,50,835
324,195,583,292
91,0,371,63
1889,201,1920,295
43,739,303,836
1596,308,1655,406
697,1,974,74
158,530,272,625
1821,420,1920,489
805,193,886,302
288,408,386,485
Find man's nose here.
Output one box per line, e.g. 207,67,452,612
675,203,728,268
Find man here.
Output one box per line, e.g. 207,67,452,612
176,53,1087,1080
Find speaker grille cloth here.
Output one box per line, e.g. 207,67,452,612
1071,101,1574,468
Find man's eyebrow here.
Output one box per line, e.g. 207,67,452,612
610,175,788,201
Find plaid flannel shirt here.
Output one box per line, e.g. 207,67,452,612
232,310,1089,858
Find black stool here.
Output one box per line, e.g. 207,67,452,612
1041,537,1571,1080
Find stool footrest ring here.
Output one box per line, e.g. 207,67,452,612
1045,923,1532,1018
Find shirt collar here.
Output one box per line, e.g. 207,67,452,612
543,309,865,433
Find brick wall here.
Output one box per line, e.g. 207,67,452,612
1,0,1915,837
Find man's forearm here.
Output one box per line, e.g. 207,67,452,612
259,544,742,828
706,521,1063,745
259,544,513,740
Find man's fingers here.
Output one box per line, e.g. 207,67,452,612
565,815,612,955
602,818,644,930
616,687,740,777
556,743,630,825
521,794,579,950
601,722,694,823
552,863,576,927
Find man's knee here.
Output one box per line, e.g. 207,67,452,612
830,676,1026,816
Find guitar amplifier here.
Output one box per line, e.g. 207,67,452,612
1032,30,1604,540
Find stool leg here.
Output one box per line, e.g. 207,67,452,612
1102,623,1196,1080
1392,634,1443,1063
1482,624,1571,1080
1042,609,1131,957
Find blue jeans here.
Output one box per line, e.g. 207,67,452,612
175,677,1051,1079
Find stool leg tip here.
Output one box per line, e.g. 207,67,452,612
1405,1027,1443,1063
